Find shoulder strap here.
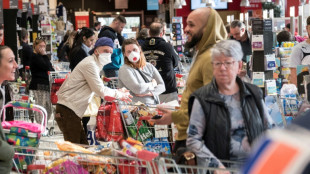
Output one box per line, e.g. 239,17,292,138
136,68,150,83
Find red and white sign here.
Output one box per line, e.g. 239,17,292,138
75,11,89,30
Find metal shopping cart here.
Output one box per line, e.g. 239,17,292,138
117,102,178,157
157,157,241,174
48,71,70,136
12,140,160,174
1,101,47,173
103,77,119,89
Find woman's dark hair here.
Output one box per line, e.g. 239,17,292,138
0,46,11,65
277,30,293,46
69,27,94,61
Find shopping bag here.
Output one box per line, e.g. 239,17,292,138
106,102,124,141
95,102,112,141
50,79,65,104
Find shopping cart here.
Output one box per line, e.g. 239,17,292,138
48,71,70,136
117,102,178,157
276,94,302,126
1,101,47,173
12,140,160,174
157,157,241,174
103,77,119,89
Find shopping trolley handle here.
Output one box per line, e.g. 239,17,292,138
11,101,33,109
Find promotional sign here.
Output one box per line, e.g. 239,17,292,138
3,0,18,9
75,11,89,30
147,0,159,10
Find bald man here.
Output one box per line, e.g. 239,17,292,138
152,7,227,152
142,22,179,103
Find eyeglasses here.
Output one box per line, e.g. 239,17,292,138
212,61,236,69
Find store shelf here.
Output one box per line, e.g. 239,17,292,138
18,46,23,50
27,29,33,32
29,42,33,45
16,27,22,31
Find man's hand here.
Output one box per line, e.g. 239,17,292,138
151,106,173,125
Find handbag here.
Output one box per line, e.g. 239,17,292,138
135,68,160,104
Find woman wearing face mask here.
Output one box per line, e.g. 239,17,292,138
0,46,17,174
56,37,132,144
69,27,95,70
29,38,55,125
118,38,165,104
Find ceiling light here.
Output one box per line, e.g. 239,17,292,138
240,0,250,7
181,0,187,6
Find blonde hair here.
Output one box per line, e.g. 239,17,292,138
65,31,77,48
122,38,146,69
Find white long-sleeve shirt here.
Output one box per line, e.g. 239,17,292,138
57,54,120,118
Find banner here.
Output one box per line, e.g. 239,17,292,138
75,11,89,30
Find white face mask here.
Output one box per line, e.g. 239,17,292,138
97,50,112,66
128,51,140,63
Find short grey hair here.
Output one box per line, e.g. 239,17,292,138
230,20,245,29
211,40,243,61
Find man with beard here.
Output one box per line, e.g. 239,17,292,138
152,7,227,152
289,16,310,85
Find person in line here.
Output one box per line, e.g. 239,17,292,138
277,30,293,47
59,31,77,62
142,22,179,103
136,28,149,46
20,28,33,68
56,37,132,144
57,30,70,61
230,20,251,63
118,38,165,104
69,27,95,70
93,21,101,32
187,40,274,172
0,46,17,174
152,7,227,152
289,16,310,86
99,15,126,78
29,38,55,125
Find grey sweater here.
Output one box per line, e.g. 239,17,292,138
118,63,165,104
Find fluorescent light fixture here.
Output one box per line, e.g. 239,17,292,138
174,0,182,9
240,0,250,7
221,0,233,2
227,16,230,23
299,5,303,16
181,0,187,6
290,6,295,17
245,12,249,21
240,13,244,22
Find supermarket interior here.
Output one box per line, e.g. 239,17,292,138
1,0,310,173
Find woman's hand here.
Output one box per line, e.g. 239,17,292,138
117,87,132,103
136,92,153,97
39,48,47,55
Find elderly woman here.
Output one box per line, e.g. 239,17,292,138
118,38,165,104
187,40,274,171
